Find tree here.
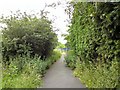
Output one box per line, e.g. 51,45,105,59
56,42,65,49
1,11,58,62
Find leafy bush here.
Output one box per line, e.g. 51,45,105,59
2,50,61,88
45,50,61,68
2,56,42,88
1,11,58,62
65,50,76,69
74,59,119,88
56,42,65,49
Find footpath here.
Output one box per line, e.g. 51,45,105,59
41,54,86,88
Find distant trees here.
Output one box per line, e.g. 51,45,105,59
56,42,65,49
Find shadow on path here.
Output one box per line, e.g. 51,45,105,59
41,54,86,88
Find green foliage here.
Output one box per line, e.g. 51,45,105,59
74,60,119,88
66,2,96,62
1,11,58,62
0,32,2,89
0,69,1,89
66,2,120,63
65,2,120,88
56,42,65,49
45,50,61,69
2,50,61,88
2,56,42,88
1,10,61,88
65,50,76,69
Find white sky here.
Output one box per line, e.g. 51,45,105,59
0,0,70,44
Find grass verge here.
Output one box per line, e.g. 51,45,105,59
2,50,61,88
65,51,119,88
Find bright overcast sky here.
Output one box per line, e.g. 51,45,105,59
0,0,71,44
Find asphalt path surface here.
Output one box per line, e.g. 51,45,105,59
41,54,86,88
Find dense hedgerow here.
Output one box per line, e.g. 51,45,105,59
67,2,120,63
65,2,120,88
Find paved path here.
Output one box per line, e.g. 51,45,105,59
41,54,86,88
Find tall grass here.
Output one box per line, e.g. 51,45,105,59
65,50,76,70
2,55,42,88
65,51,119,88
2,50,61,88
74,60,119,88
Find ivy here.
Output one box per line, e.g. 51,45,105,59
67,2,120,63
